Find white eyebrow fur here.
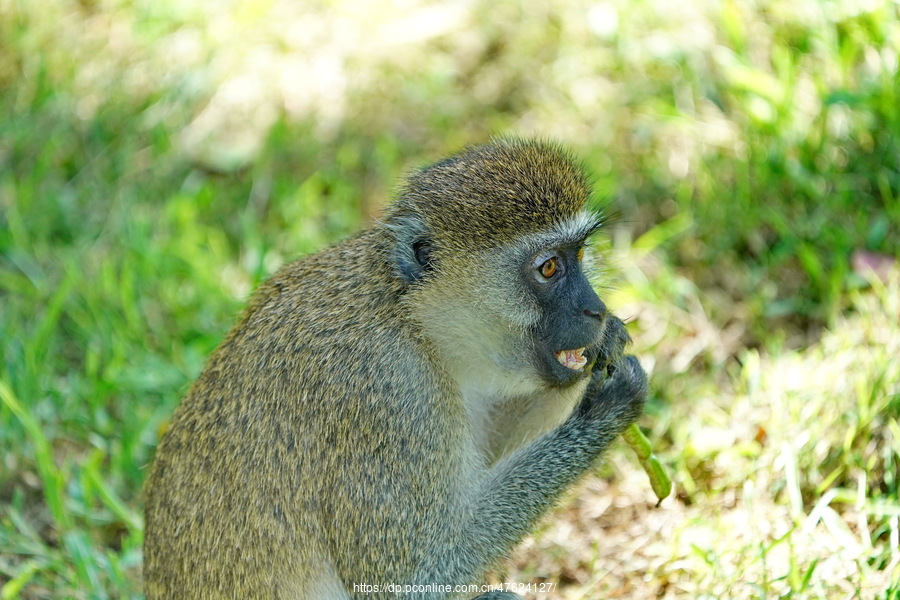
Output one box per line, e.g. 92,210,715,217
552,210,602,242
498,209,603,265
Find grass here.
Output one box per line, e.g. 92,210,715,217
1,0,898,598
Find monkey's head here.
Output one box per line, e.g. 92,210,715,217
385,139,611,391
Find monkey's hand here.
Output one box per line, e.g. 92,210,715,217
588,320,672,502
590,315,631,380
575,353,648,447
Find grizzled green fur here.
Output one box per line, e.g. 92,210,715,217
143,139,647,600
392,139,591,249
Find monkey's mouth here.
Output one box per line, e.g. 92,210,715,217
555,348,587,371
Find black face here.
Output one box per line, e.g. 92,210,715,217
526,245,607,387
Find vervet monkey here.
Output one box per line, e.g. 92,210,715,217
144,139,648,599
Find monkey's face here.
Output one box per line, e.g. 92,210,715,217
523,243,608,388
399,206,613,396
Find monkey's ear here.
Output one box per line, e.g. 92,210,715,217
388,214,435,283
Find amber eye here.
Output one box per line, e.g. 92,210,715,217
539,257,558,279
577,247,585,262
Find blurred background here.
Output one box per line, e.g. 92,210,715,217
1,0,898,597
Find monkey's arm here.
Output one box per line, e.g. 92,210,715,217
435,356,647,582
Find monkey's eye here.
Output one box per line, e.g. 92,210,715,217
539,257,559,279
577,247,585,262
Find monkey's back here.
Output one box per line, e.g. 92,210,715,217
143,227,470,599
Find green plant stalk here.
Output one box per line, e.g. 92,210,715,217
622,423,672,502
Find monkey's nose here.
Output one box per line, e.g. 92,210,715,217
583,299,606,321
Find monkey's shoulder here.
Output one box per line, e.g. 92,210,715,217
235,229,403,333
190,227,438,398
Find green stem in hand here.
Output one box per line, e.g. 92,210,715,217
622,423,672,502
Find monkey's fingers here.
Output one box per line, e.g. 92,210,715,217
622,423,672,502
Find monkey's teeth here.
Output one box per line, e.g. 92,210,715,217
555,348,587,371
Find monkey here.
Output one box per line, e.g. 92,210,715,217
143,138,648,600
